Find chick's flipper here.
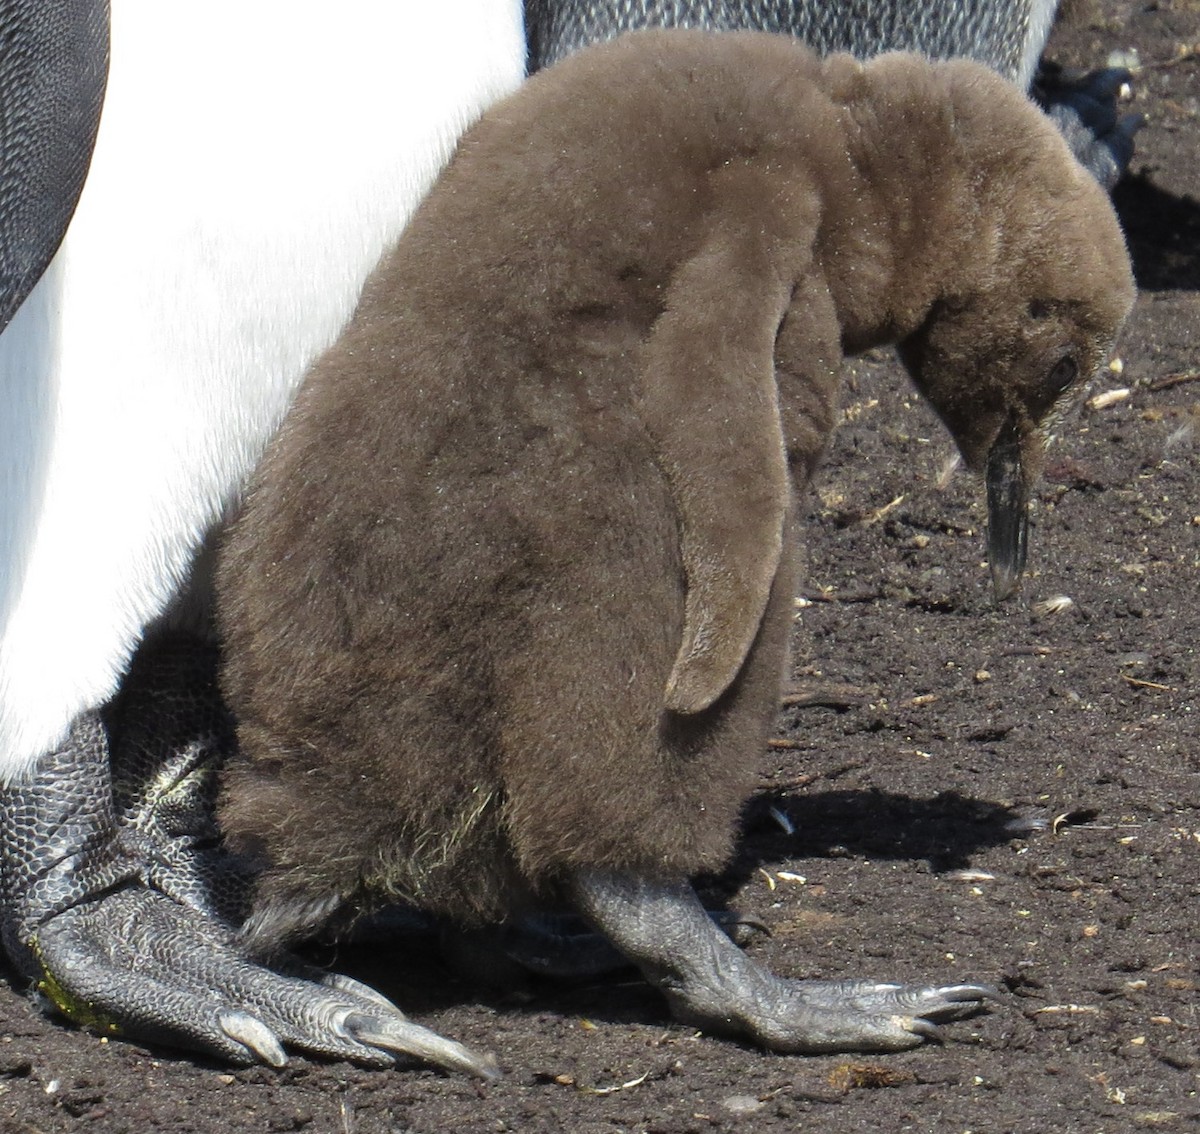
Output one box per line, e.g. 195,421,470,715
572,871,996,1054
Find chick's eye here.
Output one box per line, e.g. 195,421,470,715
1046,355,1077,395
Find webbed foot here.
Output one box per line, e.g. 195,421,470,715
1035,64,1142,190
0,633,496,1078
571,871,995,1053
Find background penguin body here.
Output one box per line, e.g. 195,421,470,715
526,0,1136,188
0,0,527,783
216,28,1133,1028
526,0,1059,87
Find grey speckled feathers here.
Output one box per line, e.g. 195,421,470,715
525,0,1058,82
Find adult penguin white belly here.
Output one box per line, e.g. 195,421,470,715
523,0,1139,187
0,0,525,1075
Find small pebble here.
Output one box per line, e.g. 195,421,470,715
948,869,995,882
1087,387,1129,410
1107,48,1141,72
722,1094,765,1116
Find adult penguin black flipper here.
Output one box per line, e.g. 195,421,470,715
523,0,1139,188
0,0,108,335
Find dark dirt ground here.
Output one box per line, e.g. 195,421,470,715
0,3,1196,1132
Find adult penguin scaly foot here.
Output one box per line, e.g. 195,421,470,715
0,632,498,1075
523,0,1141,188
0,1,525,1071
217,31,1134,1061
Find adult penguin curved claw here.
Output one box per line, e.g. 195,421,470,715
0,632,497,1075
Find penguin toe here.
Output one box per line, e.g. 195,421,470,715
718,977,997,1053
571,871,995,1055
27,887,493,1074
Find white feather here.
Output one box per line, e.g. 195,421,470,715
1017,0,1061,89
0,0,526,781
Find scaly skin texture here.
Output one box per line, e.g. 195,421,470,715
0,634,496,1076
572,872,994,1051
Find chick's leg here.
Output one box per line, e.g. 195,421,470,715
0,633,495,1078
571,871,994,1053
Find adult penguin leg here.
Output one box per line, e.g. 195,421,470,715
523,0,1140,188
0,631,498,1076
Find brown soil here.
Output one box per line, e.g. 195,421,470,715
0,4,1196,1131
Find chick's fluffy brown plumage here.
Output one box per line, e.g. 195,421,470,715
216,29,1133,947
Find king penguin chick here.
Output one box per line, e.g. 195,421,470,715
217,30,1134,1059
0,0,1130,1076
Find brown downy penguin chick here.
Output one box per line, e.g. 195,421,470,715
217,29,1134,1057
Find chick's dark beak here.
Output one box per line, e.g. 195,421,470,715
986,415,1029,601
